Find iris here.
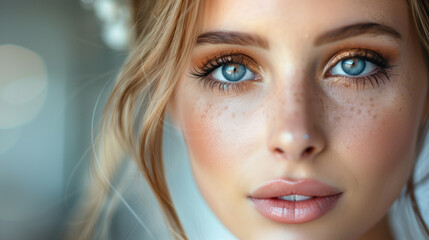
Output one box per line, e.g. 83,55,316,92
222,63,246,81
341,58,366,76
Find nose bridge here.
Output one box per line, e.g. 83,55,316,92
267,72,325,161
271,71,313,128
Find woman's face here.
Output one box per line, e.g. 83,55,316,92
169,0,428,239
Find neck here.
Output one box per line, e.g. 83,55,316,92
359,215,394,240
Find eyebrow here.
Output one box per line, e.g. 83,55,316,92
196,23,401,49
196,31,269,49
314,22,402,46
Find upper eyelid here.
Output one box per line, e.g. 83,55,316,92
332,49,387,65
198,53,261,74
208,53,257,67
322,49,387,76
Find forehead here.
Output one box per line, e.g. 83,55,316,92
201,0,409,43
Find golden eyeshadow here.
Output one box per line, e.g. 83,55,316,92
193,50,262,76
323,48,389,77
190,43,399,94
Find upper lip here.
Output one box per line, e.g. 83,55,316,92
250,178,342,199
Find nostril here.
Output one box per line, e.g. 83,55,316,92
273,146,317,160
275,147,285,154
302,146,315,157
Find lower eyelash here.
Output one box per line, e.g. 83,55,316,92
198,66,395,93
330,66,396,90
201,77,254,94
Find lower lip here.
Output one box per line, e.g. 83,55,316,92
249,193,343,224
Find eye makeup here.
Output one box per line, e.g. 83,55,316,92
322,48,396,90
190,47,397,94
190,51,263,94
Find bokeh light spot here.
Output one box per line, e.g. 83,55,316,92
0,44,48,129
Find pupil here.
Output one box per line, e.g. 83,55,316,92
222,64,246,81
341,58,365,76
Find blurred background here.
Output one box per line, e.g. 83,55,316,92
1,1,429,240
0,0,128,239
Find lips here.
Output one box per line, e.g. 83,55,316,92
249,178,343,224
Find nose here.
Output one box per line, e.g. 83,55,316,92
267,84,326,162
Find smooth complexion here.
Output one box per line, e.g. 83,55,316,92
169,0,429,239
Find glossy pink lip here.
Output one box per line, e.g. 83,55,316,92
249,179,343,224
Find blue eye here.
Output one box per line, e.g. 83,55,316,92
222,64,246,81
211,63,256,82
330,57,376,76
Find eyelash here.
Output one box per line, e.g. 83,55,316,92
190,49,394,94
191,53,260,94
323,49,395,90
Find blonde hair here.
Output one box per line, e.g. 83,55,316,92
66,1,202,239
67,0,429,239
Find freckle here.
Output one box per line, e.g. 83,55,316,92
370,98,373,101
367,110,371,114
357,109,361,114
318,113,322,118
399,107,402,112
351,107,355,111
334,116,340,121
232,113,236,118
373,114,377,119
209,104,213,108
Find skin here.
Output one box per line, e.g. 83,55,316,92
168,0,429,239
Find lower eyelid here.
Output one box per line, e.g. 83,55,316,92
201,76,261,95
323,68,393,90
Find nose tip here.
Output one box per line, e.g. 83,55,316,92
270,131,325,161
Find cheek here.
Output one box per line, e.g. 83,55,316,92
180,98,263,174
341,107,416,186
177,88,268,208
332,84,425,211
